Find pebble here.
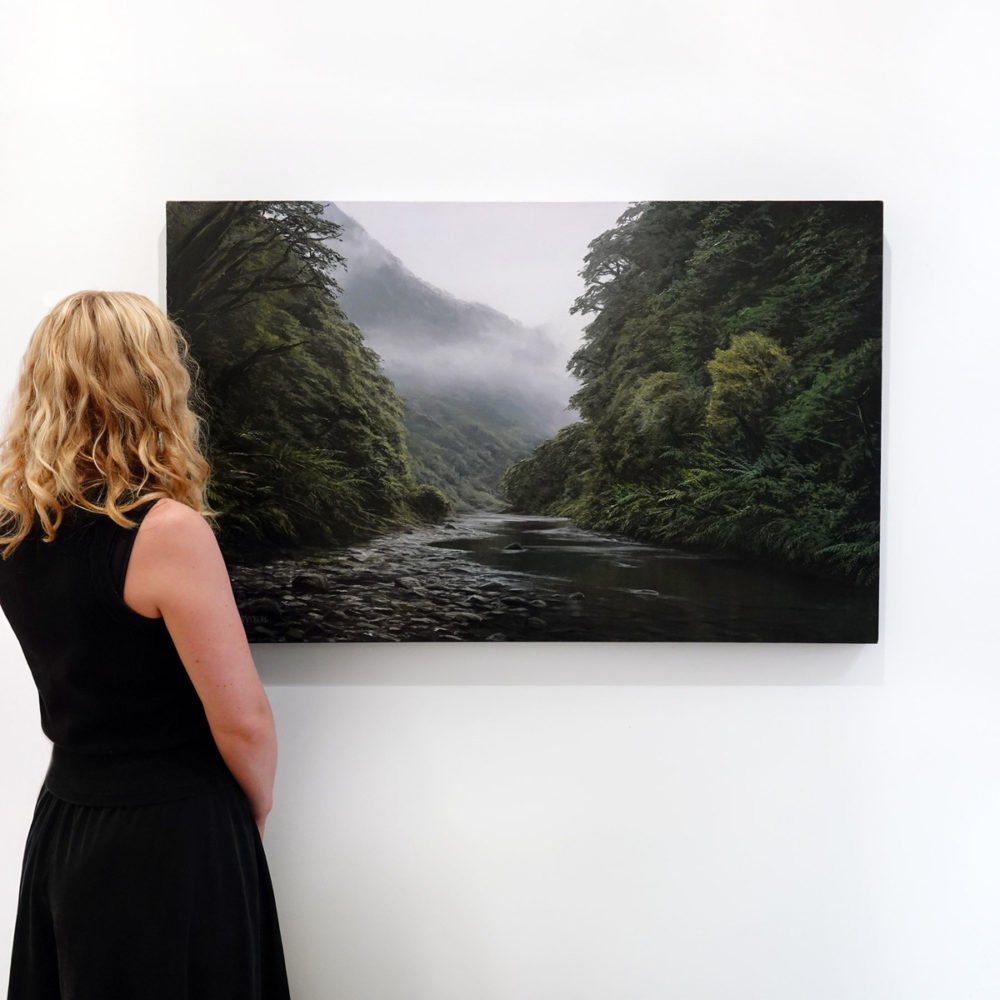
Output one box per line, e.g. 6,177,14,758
228,518,626,643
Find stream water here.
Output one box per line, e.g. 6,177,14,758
229,512,877,643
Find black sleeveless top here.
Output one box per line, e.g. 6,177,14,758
0,498,235,805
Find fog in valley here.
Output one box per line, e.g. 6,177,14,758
325,201,630,436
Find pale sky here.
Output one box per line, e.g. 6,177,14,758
336,201,631,358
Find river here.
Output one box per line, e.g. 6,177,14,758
229,512,877,643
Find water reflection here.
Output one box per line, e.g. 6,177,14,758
429,513,877,643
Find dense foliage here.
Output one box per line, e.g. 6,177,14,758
501,201,882,584
401,389,548,511
167,201,450,556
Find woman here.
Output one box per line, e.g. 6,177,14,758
0,291,291,999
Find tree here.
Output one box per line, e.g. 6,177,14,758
166,201,448,553
499,200,883,583
612,372,707,482
167,201,345,331
705,332,793,454
500,423,593,513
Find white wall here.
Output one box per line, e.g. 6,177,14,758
2,1,998,996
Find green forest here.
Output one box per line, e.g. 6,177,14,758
500,201,882,585
166,201,451,556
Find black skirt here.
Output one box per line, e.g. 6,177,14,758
7,772,291,1000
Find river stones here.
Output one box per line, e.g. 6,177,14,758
252,627,282,641
241,597,283,618
447,610,484,625
229,515,617,642
291,571,329,594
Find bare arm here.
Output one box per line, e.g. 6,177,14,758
124,498,277,836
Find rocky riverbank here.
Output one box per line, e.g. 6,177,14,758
230,515,704,642
229,517,624,643
228,511,876,643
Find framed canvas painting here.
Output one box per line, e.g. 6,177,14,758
166,200,882,643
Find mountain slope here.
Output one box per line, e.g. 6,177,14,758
322,202,574,507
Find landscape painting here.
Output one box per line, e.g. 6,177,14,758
165,201,882,643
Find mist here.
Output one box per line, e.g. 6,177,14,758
325,200,629,433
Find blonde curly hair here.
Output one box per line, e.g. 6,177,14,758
0,290,214,556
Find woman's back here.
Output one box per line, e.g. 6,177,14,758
0,497,211,755
0,496,245,808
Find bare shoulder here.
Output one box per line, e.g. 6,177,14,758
138,498,216,551
126,499,228,617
